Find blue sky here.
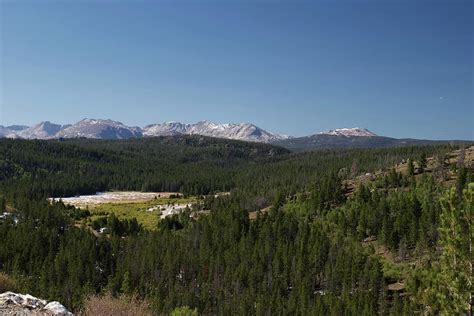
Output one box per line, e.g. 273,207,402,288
0,0,472,139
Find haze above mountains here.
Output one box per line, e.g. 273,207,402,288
0,118,470,151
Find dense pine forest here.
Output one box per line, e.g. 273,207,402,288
0,136,472,315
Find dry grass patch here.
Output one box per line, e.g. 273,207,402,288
80,293,152,316
0,272,19,293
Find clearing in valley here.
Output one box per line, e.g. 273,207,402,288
50,191,197,231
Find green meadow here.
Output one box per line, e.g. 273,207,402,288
80,196,198,231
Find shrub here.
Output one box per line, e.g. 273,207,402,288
171,306,198,316
0,272,19,293
80,293,152,316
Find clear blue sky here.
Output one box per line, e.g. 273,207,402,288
0,0,472,139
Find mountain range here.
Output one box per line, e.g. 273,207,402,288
0,118,470,151
0,119,289,142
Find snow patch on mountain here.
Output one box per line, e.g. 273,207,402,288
318,128,377,137
143,121,189,136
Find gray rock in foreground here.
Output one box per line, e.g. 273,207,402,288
0,292,73,315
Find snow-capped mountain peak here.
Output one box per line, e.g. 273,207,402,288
17,121,63,139
143,121,289,142
56,118,143,139
318,127,377,137
143,121,189,136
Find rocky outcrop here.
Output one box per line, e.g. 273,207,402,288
0,292,73,315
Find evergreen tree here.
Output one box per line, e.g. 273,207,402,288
407,159,415,176
435,184,473,315
0,196,5,213
457,167,468,200
418,153,427,173
121,271,131,294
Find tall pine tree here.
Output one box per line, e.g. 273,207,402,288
435,184,473,315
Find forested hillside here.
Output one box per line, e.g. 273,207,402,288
271,134,471,151
0,137,472,314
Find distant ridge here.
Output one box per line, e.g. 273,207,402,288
0,119,287,143
272,134,472,151
1,119,471,150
